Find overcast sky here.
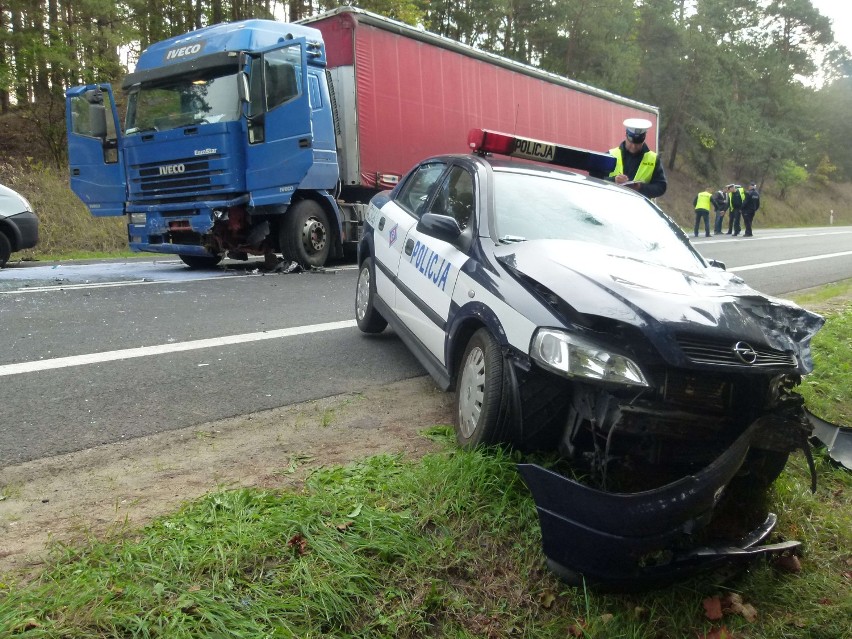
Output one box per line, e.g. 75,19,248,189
810,0,851,53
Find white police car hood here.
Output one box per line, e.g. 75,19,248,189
495,239,824,371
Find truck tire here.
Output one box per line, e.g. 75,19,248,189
0,231,11,267
455,328,508,449
281,200,330,268
355,257,387,333
179,254,223,269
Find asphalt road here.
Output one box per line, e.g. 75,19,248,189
1,225,851,467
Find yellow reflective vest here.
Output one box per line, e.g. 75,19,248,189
696,191,712,211
729,186,746,211
609,147,657,183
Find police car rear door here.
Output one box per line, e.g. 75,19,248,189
395,164,473,364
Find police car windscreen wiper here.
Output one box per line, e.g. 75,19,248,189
499,235,527,243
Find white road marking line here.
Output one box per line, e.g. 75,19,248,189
0,320,358,377
730,250,852,272
0,265,358,294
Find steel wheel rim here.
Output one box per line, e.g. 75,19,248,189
458,346,486,438
356,265,371,321
302,216,327,253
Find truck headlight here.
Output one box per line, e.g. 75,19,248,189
129,213,147,225
531,328,648,387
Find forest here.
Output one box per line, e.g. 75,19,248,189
1,0,850,193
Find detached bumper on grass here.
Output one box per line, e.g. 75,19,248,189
518,421,804,590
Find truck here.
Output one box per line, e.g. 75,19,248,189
65,6,659,270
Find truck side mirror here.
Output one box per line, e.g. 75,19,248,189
88,103,107,139
238,71,250,105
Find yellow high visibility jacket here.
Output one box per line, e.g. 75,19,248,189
609,147,657,183
695,191,712,211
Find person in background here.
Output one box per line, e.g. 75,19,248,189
693,187,713,238
726,184,746,235
711,186,729,235
590,118,667,198
741,181,760,237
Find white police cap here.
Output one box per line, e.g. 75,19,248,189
623,118,653,133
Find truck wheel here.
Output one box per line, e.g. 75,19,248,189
0,232,11,267
179,254,223,269
355,257,387,333
455,328,506,449
282,200,330,268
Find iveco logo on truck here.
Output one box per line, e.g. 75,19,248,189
159,164,186,176
165,43,203,61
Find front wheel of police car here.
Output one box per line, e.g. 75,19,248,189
355,257,387,334
455,328,510,449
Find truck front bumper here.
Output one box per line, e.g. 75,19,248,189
518,421,802,590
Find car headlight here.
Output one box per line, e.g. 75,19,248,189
129,213,147,225
531,328,649,387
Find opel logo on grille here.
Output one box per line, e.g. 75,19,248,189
733,341,758,364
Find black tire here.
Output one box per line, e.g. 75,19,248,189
179,254,223,269
281,200,331,268
355,257,387,333
455,328,506,449
0,231,11,268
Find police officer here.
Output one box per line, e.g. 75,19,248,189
711,187,728,235
726,184,746,235
741,182,760,237
592,118,667,198
693,187,713,237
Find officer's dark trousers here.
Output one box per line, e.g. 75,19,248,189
742,211,754,236
714,211,726,234
694,209,710,237
728,210,742,235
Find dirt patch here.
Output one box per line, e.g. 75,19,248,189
0,376,453,581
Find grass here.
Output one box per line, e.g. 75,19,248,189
1,295,851,639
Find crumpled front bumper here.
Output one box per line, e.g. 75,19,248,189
518,421,801,590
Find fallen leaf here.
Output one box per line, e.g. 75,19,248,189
567,619,586,637
703,596,723,621
701,626,735,639
187,585,201,593
842,571,852,581
818,597,832,605
599,613,614,624
287,533,309,556
538,590,556,609
739,603,758,623
335,520,355,532
633,606,648,618
773,554,802,573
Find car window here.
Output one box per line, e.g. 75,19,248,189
428,166,475,230
493,171,702,271
395,162,447,216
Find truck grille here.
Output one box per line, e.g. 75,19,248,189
676,335,797,368
129,155,226,203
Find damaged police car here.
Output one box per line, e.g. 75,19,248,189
354,129,825,589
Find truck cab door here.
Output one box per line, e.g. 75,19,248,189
65,84,126,217
244,40,314,206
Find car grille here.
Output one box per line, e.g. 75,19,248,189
676,335,797,368
662,370,733,412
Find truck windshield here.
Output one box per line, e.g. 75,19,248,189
125,71,240,135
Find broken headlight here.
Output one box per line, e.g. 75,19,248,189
531,328,649,387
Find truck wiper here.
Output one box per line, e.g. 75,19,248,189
499,235,527,243
126,126,158,135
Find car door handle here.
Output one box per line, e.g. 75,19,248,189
405,239,415,255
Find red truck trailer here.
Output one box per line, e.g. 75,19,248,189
305,7,659,196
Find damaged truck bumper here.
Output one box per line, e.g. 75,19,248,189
518,422,801,590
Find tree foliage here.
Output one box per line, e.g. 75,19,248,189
0,0,849,179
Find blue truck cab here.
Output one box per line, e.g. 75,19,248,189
66,20,341,268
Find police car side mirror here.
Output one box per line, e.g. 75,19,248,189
708,259,726,271
418,212,463,245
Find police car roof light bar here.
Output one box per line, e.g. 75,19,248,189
467,128,616,175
